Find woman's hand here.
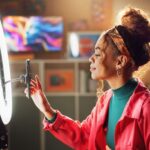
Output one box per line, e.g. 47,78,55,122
24,75,55,119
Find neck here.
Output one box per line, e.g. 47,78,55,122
106,75,132,90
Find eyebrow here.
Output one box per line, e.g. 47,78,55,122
94,47,101,52
95,47,101,50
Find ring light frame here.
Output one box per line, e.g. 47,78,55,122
0,20,12,125
0,17,32,125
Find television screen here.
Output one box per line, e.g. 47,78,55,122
2,16,63,52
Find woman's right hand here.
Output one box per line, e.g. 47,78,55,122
24,75,56,119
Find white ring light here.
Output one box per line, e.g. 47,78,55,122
0,20,12,125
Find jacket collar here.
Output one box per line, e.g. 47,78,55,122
98,79,149,126
120,80,149,120
97,89,112,126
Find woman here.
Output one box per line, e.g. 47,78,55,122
25,7,150,150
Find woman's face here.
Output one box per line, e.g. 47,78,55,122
89,35,117,80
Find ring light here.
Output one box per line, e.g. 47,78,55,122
0,19,31,125
0,20,12,125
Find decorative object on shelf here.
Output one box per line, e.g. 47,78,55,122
91,0,106,23
67,32,100,58
79,69,97,93
45,69,75,92
20,0,45,15
68,19,89,31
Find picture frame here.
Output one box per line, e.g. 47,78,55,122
67,32,100,59
45,69,75,92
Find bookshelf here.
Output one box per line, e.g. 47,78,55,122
10,59,98,97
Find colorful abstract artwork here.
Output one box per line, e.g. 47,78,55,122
2,16,63,52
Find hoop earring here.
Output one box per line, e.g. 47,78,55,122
116,69,122,76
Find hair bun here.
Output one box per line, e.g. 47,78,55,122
120,7,150,43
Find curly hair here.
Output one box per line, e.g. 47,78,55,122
96,7,150,96
117,7,150,67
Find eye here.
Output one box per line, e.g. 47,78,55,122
94,53,101,57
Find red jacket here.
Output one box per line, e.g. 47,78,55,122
43,81,150,150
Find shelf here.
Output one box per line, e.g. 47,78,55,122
10,59,99,96
45,92,77,96
45,92,97,97
78,92,97,97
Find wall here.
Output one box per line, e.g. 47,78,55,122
35,0,150,59
44,0,113,31
42,0,113,59
112,0,150,24
1,0,150,60
44,0,150,31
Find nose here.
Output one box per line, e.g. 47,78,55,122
89,54,94,63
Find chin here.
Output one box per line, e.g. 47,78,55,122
92,74,107,81
91,74,101,80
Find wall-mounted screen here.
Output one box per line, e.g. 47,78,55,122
2,16,63,52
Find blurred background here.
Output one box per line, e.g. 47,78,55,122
0,0,150,150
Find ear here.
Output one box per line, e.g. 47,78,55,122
115,55,128,70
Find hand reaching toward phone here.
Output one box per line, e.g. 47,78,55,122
24,75,56,119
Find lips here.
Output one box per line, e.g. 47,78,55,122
90,65,96,72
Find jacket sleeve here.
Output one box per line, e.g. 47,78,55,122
43,101,99,150
139,96,150,149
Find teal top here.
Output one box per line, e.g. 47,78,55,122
106,78,138,150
